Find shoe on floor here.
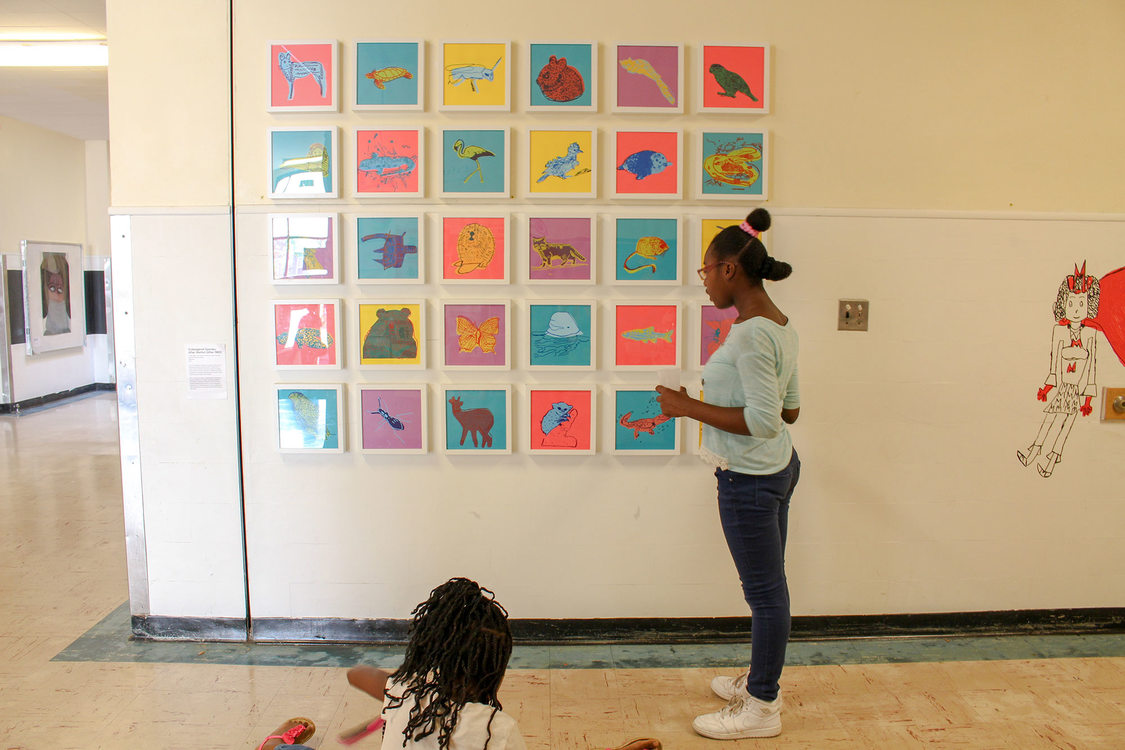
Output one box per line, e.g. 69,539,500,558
692,692,782,740
711,672,783,709
711,671,748,701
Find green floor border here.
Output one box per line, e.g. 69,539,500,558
53,602,1125,670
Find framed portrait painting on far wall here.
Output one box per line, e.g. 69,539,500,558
20,240,84,354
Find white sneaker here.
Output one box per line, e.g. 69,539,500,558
692,693,782,740
710,671,748,701
711,673,783,709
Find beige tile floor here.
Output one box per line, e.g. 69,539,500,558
2,394,1124,749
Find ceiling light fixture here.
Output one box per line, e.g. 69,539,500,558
0,41,108,67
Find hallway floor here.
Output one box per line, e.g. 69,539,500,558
2,394,1123,749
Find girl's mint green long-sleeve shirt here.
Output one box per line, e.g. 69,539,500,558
701,316,800,475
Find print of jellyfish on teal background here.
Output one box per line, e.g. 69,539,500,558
277,387,340,450
529,303,593,368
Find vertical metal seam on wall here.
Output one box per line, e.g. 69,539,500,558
110,214,150,615
228,0,253,641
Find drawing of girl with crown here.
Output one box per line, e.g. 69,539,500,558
1018,261,1125,477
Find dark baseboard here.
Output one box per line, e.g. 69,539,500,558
132,615,249,642
130,607,1125,645
0,382,116,414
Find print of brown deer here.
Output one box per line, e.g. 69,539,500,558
448,396,494,448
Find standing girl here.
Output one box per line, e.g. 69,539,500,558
656,208,800,740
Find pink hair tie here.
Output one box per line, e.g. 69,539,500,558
739,221,759,238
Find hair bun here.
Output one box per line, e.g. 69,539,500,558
746,208,771,233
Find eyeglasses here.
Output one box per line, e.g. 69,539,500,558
697,261,728,281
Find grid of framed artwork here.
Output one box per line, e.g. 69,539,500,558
267,40,772,455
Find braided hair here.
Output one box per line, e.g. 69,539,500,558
386,577,513,749
710,208,792,282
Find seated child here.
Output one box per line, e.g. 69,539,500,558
346,576,525,749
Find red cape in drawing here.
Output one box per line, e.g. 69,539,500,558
1084,265,1125,366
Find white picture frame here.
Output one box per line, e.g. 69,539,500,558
268,213,339,284
440,385,514,454
20,240,84,355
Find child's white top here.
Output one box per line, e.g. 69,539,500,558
381,679,527,750
701,316,800,475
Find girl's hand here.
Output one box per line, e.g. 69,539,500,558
655,385,692,417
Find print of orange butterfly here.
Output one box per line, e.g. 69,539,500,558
456,315,500,353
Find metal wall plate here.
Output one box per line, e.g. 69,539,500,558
838,299,869,331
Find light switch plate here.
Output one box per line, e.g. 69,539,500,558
838,299,868,331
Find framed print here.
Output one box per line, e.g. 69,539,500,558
526,128,595,198
277,384,344,453
700,43,769,114
528,42,596,112
612,43,683,113
355,128,423,198
441,215,508,283
358,385,427,454
699,304,739,367
698,215,745,265
357,301,425,368
441,386,512,454
612,387,679,455
268,40,337,112
612,217,681,285
527,300,595,370
354,40,423,111
526,215,595,284
613,130,681,199
441,300,510,370
440,41,511,111
528,387,595,454
441,128,509,198
269,213,338,284
699,130,769,200
614,302,680,369
268,127,337,199
273,299,340,369
356,214,422,284
20,241,84,354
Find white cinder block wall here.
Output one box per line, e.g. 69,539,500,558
107,0,1125,621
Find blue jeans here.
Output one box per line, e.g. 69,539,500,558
716,450,800,702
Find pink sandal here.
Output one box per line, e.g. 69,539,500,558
607,740,662,750
339,716,386,745
257,717,316,749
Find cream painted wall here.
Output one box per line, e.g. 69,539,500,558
107,0,245,617
108,0,1125,622
106,1,232,208
0,116,87,250
0,116,104,402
